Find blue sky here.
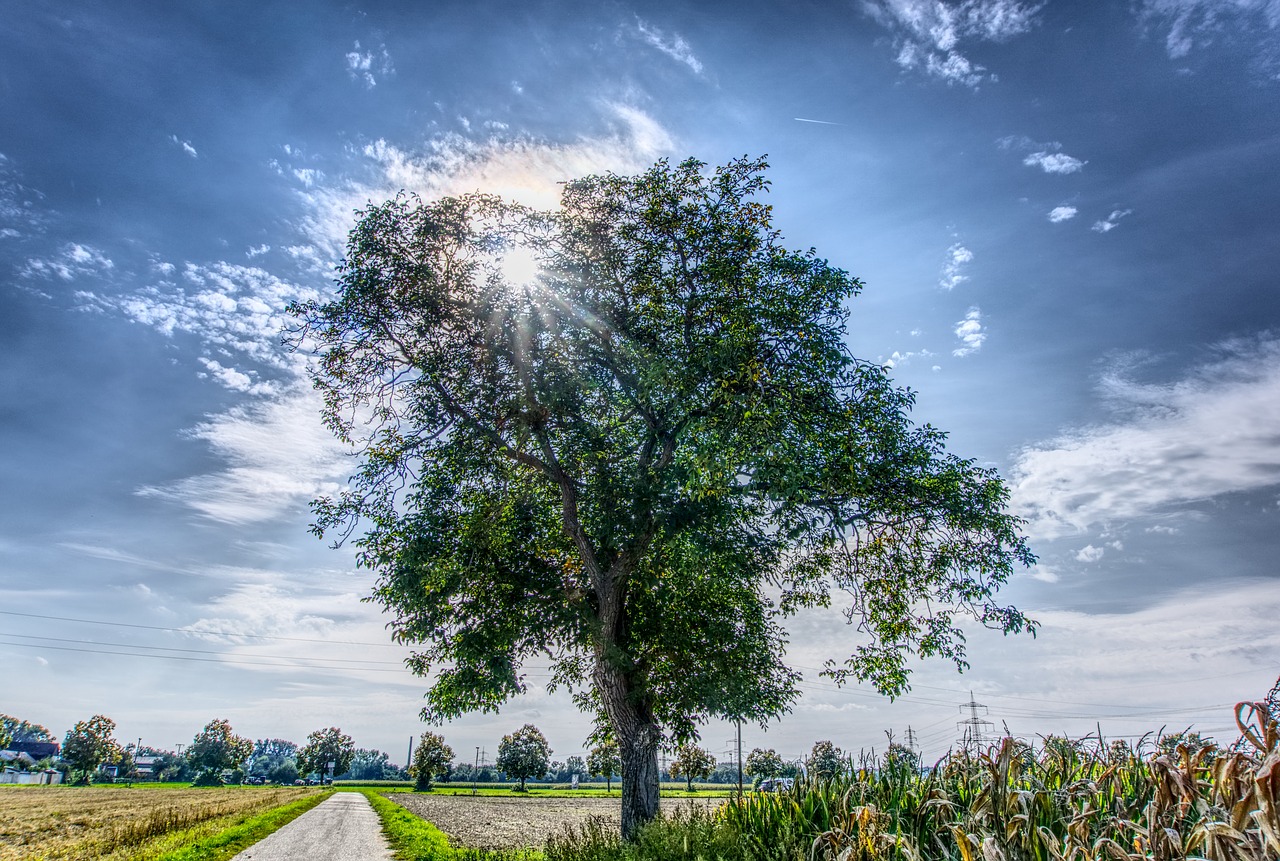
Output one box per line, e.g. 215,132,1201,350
3,0,1279,769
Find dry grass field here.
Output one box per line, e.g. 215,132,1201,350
390,793,724,850
0,785,321,861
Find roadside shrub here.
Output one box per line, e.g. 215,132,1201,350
191,769,224,787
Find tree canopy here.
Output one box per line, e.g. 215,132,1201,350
1,714,54,746
291,155,1035,835
669,743,716,792
62,715,119,783
410,732,454,790
188,718,252,778
298,727,356,779
496,724,551,791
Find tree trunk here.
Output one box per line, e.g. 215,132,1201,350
597,660,660,839
617,718,660,840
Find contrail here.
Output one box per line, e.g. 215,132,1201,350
794,117,843,125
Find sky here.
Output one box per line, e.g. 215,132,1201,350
3,0,1280,771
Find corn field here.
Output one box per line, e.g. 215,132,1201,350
715,699,1280,861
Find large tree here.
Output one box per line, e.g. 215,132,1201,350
62,715,120,784
297,727,356,780
496,724,551,791
409,731,454,791
188,718,252,781
669,743,715,792
292,156,1035,837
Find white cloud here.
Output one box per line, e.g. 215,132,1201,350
77,261,318,369
1011,336,1280,539
865,0,1041,86
169,135,198,158
294,102,673,260
1092,209,1132,232
345,41,394,88
137,386,351,525
1139,0,1280,62
23,243,114,281
1075,544,1105,562
634,20,704,74
1048,205,1077,222
0,153,47,238
939,242,973,290
952,306,986,356
1023,151,1086,174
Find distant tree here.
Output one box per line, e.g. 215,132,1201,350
669,744,715,792
298,727,356,780
269,759,300,785
565,755,586,779
410,732,455,791
62,715,120,784
497,724,551,792
884,742,921,774
292,155,1037,838
188,719,252,784
806,740,843,779
1157,730,1218,766
745,747,784,781
248,738,298,779
587,740,621,791
347,748,400,781
1,714,54,746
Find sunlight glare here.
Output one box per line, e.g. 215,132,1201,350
499,245,542,287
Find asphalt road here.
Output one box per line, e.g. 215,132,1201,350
231,792,394,860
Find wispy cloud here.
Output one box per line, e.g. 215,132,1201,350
23,243,114,281
864,0,1042,87
1092,209,1132,232
292,102,673,259
1139,0,1280,67
952,306,986,356
634,19,704,74
345,41,394,88
77,261,318,373
0,153,47,239
1048,205,1078,222
136,386,351,525
939,242,973,290
169,135,198,158
1011,336,1280,539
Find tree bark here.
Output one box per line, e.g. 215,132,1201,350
596,660,660,840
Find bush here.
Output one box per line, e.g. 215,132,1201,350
191,769,224,787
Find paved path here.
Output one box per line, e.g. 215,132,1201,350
231,792,394,860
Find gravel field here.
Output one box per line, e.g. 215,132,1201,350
389,794,724,850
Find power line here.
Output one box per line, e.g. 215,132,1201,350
0,640,417,673
3,632,408,665
0,609,402,647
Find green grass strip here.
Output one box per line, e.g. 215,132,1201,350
363,789,454,860
362,790,542,861
150,790,334,861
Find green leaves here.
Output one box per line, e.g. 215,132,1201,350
293,155,1035,794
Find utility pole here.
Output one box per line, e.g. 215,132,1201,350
473,746,479,795
406,736,414,771
736,720,743,797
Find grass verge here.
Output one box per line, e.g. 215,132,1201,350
146,790,333,861
362,790,541,861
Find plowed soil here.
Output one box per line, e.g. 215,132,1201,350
389,794,723,850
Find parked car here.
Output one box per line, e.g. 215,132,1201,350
757,777,794,792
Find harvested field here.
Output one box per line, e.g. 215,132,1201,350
0,785,321,860
390,793,724,850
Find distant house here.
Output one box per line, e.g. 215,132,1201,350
1,744,63,784
7,741,59,761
